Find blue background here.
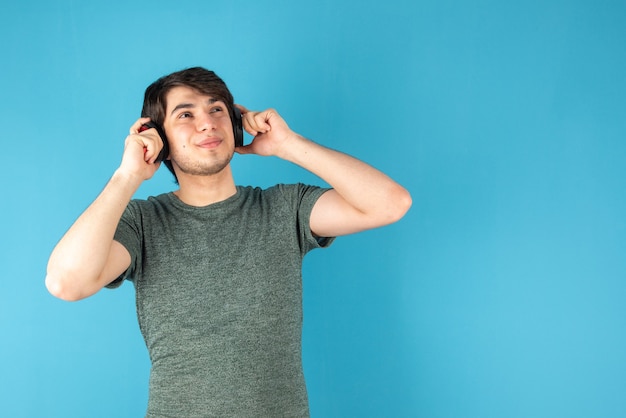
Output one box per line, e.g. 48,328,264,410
1,1,625,417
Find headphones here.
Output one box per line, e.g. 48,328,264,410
139,107,244,162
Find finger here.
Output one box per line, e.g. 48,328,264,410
144,142,161,164
142,143,162,165
243,110,271,135
242,119,260,137
144,136,165,164
235,104,249,114
241,111,259,135
254,109,273,132
234,144,253,155
134,125,164,161
126,132,160,164
129,117,153,134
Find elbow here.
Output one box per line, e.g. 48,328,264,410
45,271,87,302
385,185,412,224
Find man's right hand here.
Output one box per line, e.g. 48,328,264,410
119,117,164,181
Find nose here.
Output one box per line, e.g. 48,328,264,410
197,112,216,132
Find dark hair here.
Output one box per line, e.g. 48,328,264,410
141,67,236,181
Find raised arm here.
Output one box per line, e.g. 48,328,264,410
45,118,163,301
236,107,412,237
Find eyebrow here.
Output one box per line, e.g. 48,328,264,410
169,98,219,116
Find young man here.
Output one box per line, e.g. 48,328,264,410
46,67,411,417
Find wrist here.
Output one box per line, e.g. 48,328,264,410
111,168,145,191
274,134,312,162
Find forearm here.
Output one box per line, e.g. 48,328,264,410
46,170,141,300
278,135,411,224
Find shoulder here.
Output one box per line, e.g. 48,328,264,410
121,193,175,220
236,184,330,207
252,183,329,198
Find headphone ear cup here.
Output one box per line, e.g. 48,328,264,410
155,125,169,162
232,107,244,147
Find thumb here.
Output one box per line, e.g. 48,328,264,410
235,144,254,155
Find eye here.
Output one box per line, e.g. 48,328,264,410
209,106,224,114
178,111,192,119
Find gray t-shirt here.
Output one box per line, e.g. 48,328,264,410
111,184,333,417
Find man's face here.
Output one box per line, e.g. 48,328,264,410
162,85,235,177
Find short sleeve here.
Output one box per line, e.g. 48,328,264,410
105,201,143,289
277,183,336,255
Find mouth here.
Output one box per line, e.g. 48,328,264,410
197,137,223,149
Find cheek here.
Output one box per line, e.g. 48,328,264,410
166,126,191,145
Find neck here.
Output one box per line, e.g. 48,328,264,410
173,166,237,207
